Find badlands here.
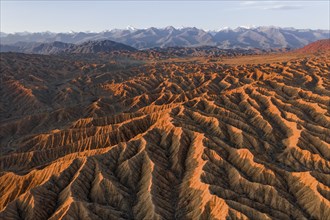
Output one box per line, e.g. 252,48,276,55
0,40,330,219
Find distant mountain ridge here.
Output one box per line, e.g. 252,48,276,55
0,40,137,54
1,26,329,50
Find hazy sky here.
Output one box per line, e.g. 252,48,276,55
1,1,329,33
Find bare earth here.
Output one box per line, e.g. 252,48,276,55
0,45,330,219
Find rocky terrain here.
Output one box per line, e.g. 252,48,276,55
0,43,277,57
0,40,137,54
1,26,329,50
0,40,330,219
295,39,330,54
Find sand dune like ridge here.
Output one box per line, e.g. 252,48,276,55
0,42,330,219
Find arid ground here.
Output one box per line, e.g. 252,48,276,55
0,41,330,219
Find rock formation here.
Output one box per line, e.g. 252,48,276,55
0,43,329,219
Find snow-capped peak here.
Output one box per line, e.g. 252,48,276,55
126,25,137,31
237,25,257,30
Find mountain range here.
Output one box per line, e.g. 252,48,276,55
0,40,137,54
1,26,329,50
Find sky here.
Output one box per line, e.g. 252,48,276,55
1,1,329,33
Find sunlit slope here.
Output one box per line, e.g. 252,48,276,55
0,49,329,219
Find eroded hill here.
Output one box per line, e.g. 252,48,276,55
0,47,330,219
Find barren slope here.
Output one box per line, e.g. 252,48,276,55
295,39,330,54
0,49,330,219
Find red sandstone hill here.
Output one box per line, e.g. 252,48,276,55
295,39,330,53
0,49,329,219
